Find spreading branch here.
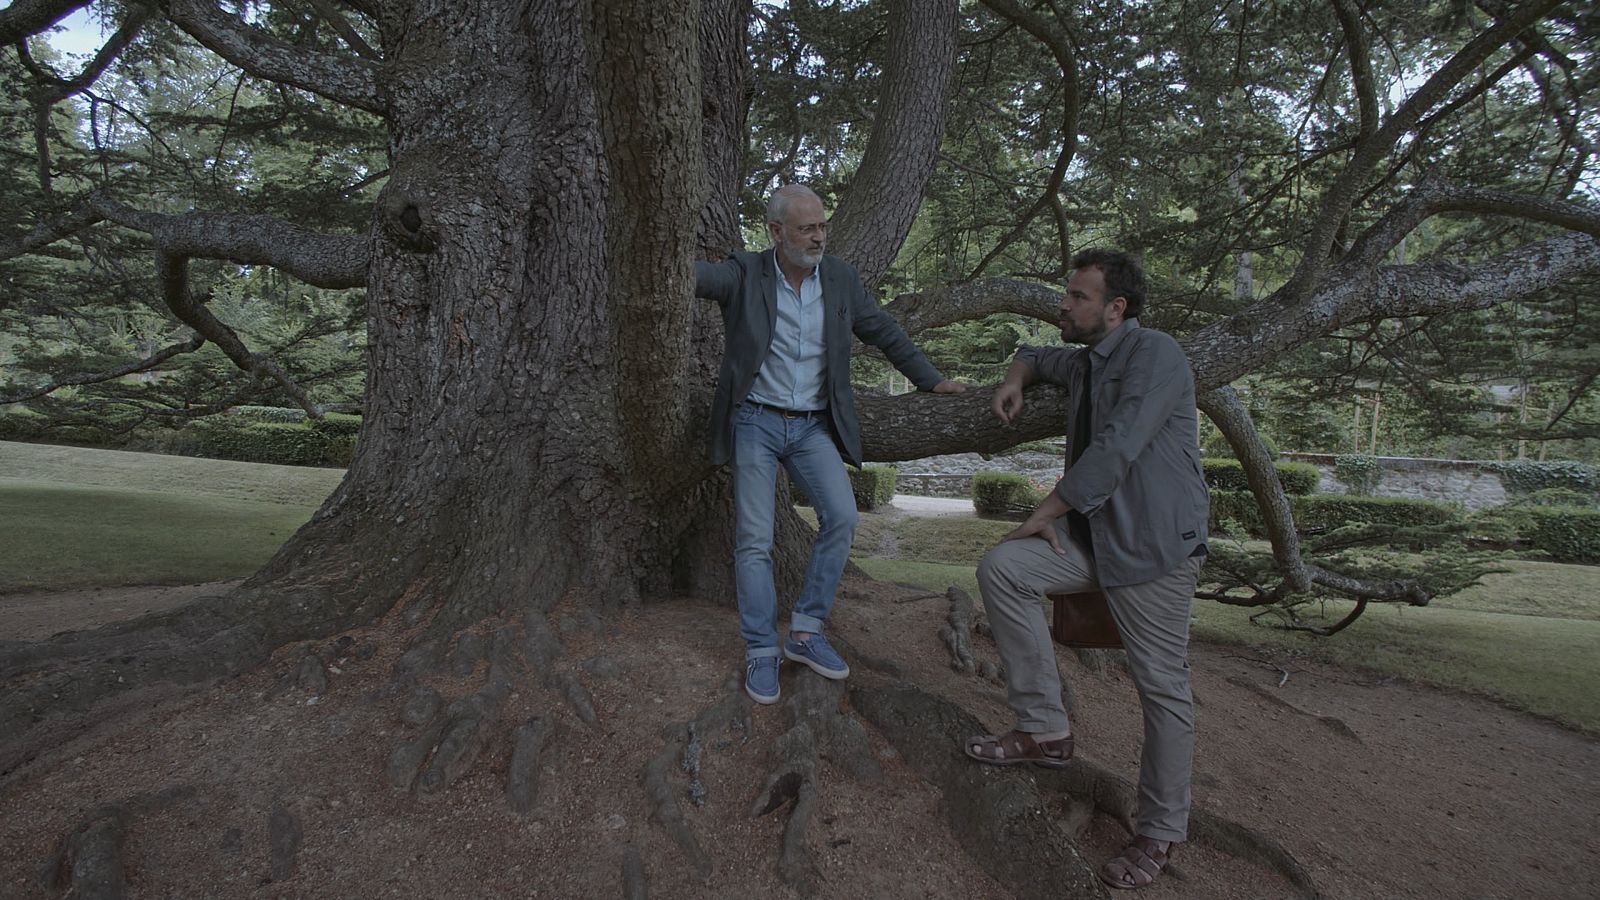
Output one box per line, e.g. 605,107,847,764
165,0,386,115
307,0,378,60
0,196,104,262
827,0,958,290
0,335,205,404
967,0,1081,279
855,277,1057,358
860,230,1600,457
1280,0,1565,300
154,252,322,416
0,0,87,46
1197,386,1311,591
88,196,371,288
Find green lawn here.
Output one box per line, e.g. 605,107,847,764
0,480,322,592
4,440,1596,731
0,441,339,592
855,552,1600,734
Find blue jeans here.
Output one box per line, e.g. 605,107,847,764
732,403,858,660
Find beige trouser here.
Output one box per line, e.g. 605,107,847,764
975,516,1202,843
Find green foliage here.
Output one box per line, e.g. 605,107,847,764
0,408,46,441
1208,490,1463,541
1202,430,1279,460
1201,458,1319,494
790,465,898,512
971,472,1044,517
1485,461,1600,498
1334,454,1382,496
1291,495,1464,533
1207,490,1263,537
233,406,309,423
848,465,898,512
1522,508,1600,565
174,418,347,467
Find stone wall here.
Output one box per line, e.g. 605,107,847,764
890,449,1513,510
888,450,1063,500
1279,453,1508,510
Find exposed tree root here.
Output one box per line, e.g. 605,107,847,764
641,674,749,882
853,681,1327,898
383,605,591,799
40,785,196,899
1072,647,1128,676
940,586,978,673
506,717,555,815
751,723,821,896
41,804,129,899
1185,808,1323,899
850,682,1107,898
825,635,903,677
1034,748,1323,897
1225,676,1362,743
267,800,304,882
549,672,598,726
621,844,648,899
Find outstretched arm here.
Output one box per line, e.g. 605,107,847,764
693,258,741,307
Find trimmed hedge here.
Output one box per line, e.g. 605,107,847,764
174,417,353,467
0,409,47,442
1291,494,1464,532
232,405,308,423
311,412,363,437
1201,458,1320,495
848,465,898,512
1202,430,1279,460
972,471,1044,516
1208,489,1262,536
790,465,898,512
1208,490,1462,538
1523,507,1600,564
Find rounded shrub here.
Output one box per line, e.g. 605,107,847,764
972,472,1044,517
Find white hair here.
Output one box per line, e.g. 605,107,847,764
766,184,821,226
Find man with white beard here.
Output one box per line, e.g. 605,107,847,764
693,184,967,704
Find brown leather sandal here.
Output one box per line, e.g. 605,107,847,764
963,730,1074,769
1098,836,1171,890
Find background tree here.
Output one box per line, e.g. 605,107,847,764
2,1,1599,892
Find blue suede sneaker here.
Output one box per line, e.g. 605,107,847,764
783,633,849,680
746,656,781,704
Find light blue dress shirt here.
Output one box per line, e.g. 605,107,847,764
747,250,827,411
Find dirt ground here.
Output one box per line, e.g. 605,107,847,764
2,575,1597,899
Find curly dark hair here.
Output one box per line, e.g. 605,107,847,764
1070,249,1146,319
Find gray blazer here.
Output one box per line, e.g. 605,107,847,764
1016,320,1209,587
694,250,943,466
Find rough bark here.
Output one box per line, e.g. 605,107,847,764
826,0,958,290
0,0,88,47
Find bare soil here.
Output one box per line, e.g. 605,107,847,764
2,575,1596,899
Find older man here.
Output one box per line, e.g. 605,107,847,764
693,184,966,704
965,249,1209,891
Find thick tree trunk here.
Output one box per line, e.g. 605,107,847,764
257,1,680,632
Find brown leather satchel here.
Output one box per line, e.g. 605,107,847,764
1047,590,1123,649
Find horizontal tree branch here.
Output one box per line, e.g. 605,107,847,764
869,277,1058,346
0,0,87,46
1184,230,1600,391
166,0,385,115
0,335,205,404
0,197,103,261
154,252,323,417
89,196,370,288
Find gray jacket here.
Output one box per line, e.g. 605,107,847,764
1016,320,1209,587
694,250,943,466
